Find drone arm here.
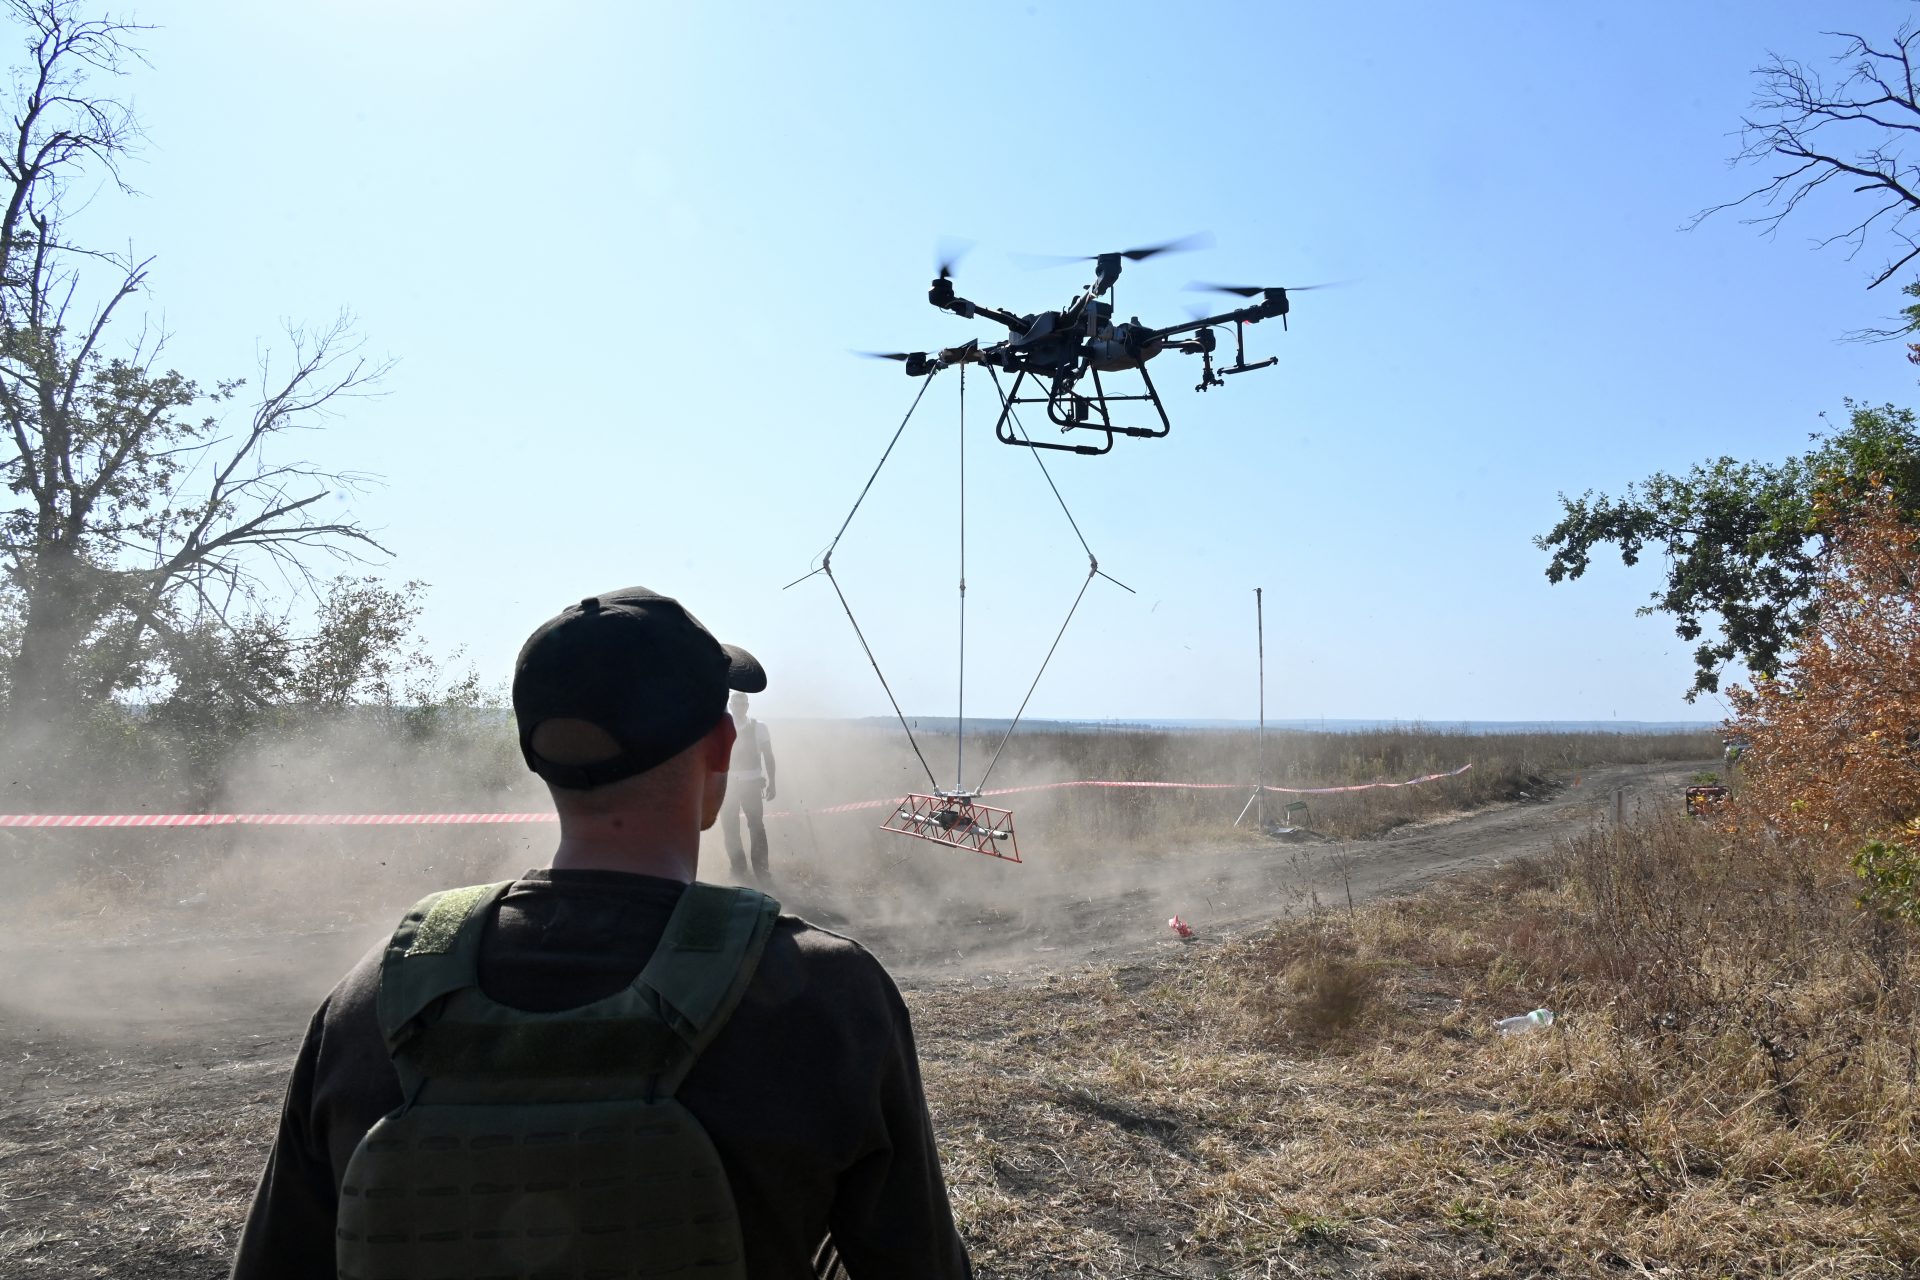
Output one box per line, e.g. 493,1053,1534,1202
928,277,1027,333
941,297,1026,332
973,304,1027,331
1148,304,1262,341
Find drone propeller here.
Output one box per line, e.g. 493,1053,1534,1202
1100,232,1215,263
855,350,919,362
1186,280,1347,297
1014,232,1214,269
935,235,973,282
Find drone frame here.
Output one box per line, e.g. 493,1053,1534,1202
887,250,1295,454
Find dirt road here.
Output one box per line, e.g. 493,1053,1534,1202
830,761,1688,984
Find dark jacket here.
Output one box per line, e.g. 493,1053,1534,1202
230,869,971,1279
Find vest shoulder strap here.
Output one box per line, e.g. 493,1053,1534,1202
632,883,781,1095
376,880,515,1056
374,879,781,1099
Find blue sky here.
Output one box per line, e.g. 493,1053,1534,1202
63,1,1920,724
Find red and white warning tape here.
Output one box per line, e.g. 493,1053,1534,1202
0,812,555,828
0,765,1471,828
782,763,1474,818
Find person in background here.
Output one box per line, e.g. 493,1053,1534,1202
724,690,778,884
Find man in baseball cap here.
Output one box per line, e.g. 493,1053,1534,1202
513,586,768,791
233,587,973,1279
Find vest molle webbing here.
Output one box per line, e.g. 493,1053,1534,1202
336,879,780,1280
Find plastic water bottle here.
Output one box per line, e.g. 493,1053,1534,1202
1495,1008,1555,1034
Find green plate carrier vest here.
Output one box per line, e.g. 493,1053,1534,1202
336,880,781,1280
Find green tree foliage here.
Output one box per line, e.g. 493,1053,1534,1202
0,2,389,741
1855,834,1920,928
147,576,490,790
158,576,483,720
1535,402,1920,699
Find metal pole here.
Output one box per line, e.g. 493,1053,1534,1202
1256,587,1266,829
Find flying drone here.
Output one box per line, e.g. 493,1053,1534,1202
861,235,1332,456
797,236,1329,862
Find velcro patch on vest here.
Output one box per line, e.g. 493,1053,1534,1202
407,883,498,956
671,886,733,953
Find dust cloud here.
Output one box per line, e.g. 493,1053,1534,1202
0,713,1313,1048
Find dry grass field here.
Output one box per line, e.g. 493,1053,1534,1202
920,815,1920,1278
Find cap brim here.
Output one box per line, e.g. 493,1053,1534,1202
723,644,767,693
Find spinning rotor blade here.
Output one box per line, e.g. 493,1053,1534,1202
854,350,919,361
935,235,974,281
1109,232,1214,262
1186,279,1350,297
1012,231,1214,269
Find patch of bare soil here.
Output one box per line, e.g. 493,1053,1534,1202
0,763,1700,1277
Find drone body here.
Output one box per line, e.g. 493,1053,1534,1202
866,239,1323,455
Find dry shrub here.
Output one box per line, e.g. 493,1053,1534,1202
1390,815,1920,1269
1727,486,1920,921
1175,917,1385,1050
1541,818,1920,1151
1727,488,1920,839
1281,951,1378,1041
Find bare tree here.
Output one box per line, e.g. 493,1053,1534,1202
1697,24,1920,304
0,1,390,735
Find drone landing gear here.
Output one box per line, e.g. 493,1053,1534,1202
1220,318,1278,380
990,364,1172,455
882,791,1022,862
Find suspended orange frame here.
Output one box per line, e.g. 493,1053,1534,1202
881,793,1022,862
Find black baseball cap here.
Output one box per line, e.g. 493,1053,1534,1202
512,586,767,790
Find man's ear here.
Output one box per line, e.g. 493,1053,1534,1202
703,712,738,771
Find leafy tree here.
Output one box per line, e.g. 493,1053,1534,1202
1536,402,1920,698
0,1,389,743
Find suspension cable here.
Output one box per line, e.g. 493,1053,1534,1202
987,365,1135,594
794,363,1130,799
824,565,938,790
957,363,966,791
970,367,1133,793
785,371,943,790
783,371,939,589
973,566,1098,794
